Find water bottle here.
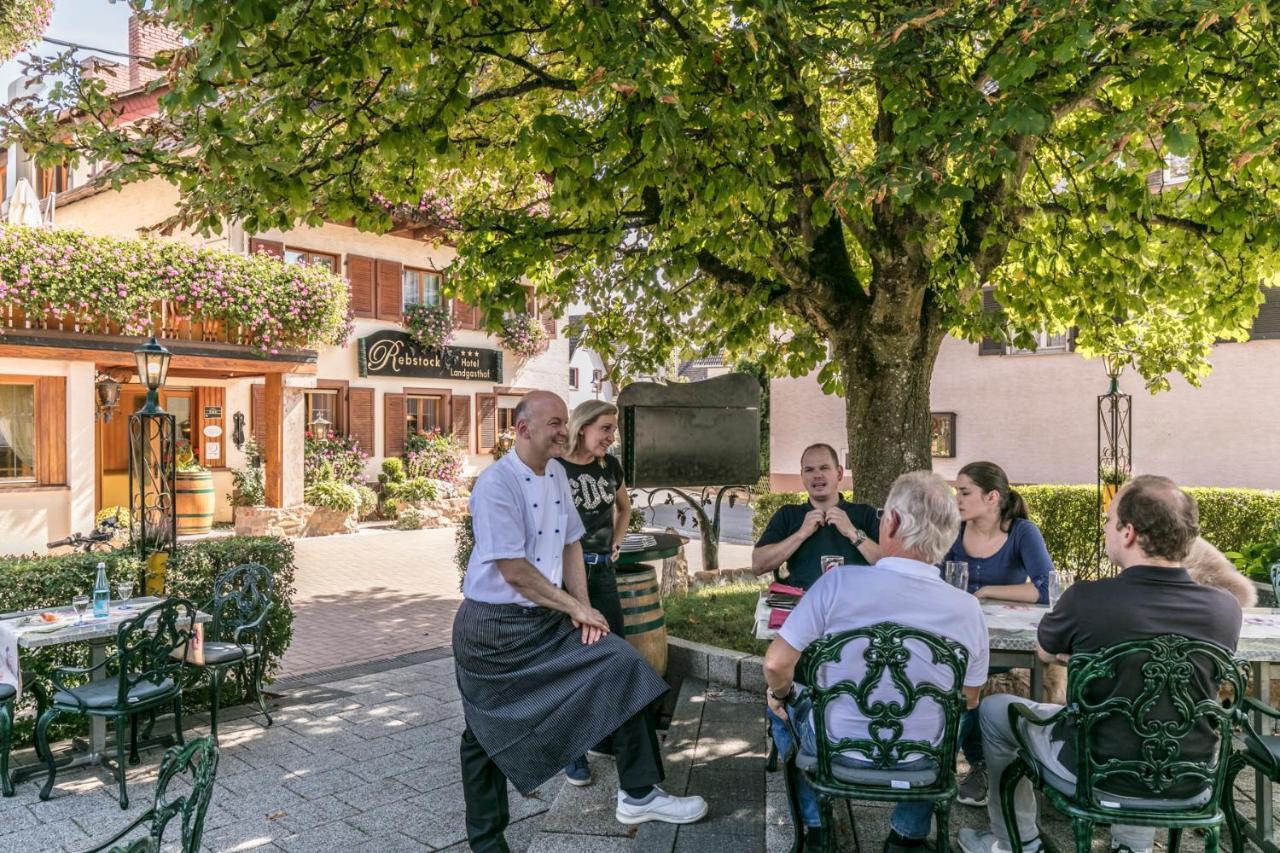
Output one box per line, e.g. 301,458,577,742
92,562,110,618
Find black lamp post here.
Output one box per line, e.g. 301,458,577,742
129,336,177,569
1095,353,1133,576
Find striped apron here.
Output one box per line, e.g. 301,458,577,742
453,599,669,794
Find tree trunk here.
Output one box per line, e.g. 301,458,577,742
834,310,945,506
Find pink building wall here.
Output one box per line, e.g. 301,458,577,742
770,336,1280,492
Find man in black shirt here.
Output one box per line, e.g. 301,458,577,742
959,475,1242,853
752,443,880,590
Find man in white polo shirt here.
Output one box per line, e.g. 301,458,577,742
764,471,989,853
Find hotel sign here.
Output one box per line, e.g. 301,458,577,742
357,331,502,382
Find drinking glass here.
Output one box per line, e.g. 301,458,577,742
820,555,843,574
116,582,134,603
945,561,969,592
1048,569,1075,609
71,594,90,624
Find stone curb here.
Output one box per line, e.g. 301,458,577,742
667,636,768,695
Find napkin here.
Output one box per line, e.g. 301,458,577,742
0,619,21,700
768,582,805,597
768,608,790,630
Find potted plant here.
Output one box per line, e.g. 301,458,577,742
498,313,547,358
175,439,215,535
403,303,457,350
1098,465,1129,513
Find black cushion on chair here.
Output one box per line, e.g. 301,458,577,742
190,642,253,666
0,682,15,702
795,752,940,787
53,677,175,709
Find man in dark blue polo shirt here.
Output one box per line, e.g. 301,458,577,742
752,443,881,590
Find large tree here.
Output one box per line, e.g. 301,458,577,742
9,0,1279,501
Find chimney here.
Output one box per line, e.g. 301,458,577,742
127,15,183,90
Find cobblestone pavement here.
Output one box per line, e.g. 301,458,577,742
280,526,464,678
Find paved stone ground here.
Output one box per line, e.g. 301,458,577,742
1,657,1274,853
280,526,463,678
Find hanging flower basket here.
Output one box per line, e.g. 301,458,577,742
498,313,547,358
0,0,54,61
403,303,456,350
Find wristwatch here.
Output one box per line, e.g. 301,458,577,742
769,684,796,704
849,528,867,547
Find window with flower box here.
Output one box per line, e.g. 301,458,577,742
283,247,337,271
402,268,443,308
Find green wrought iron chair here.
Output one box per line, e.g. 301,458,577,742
998,635,1247,853
186,563,274,740
36,598,196,809
782,622,970,853
81,735,219,853
1222,692,1280,853
1269,560,1280,609
0,681,13,797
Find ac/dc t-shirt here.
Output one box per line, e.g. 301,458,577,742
559,454,626,555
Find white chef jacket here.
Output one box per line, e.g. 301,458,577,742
463,450,587,606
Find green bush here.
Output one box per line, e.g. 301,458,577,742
388,477,438,504
355,484,379,520
304,480,360,513
750,485,1280,580
394,507,426,530
456,514,474,590
0,536,296,742
380,457,406,485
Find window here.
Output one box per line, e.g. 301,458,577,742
283,248,336,271
305,389,340,436
930,412,956,459
0,383,36,481
1010,329,1069,355
406,395,446,435
591,369,604,391
36,164,68,198
402,268,443,308
1162,154,1191,187
496,395,522,434
569,367,579,389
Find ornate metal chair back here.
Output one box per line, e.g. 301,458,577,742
1064,634,1246,808
797,622,969,788
129,735,220,853
209,563,273,646
115,598,197,704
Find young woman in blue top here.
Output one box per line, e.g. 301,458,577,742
945,461,1054,808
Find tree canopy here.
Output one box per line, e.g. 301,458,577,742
7,0,1280,496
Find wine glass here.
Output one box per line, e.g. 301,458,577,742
71,594,90,624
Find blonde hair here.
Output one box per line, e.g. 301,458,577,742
567,400,618,458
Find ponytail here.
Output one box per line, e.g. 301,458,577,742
1002,488,1029,526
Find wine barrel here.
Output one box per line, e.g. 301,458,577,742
175,470,215,535
616,565,667,676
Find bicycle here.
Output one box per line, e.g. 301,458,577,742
47,518,121,553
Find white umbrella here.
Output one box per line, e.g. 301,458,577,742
7,178,44,227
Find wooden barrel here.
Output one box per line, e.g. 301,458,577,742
175,470,215,535
616,565,667,676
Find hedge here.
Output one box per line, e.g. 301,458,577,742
751,485,1280,579
1,536,296,742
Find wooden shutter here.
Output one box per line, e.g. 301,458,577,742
348,387,375,455
452,299,480,330
1252,287,1280,340
384,393,406,458
346,255,376,319
451,394,472,453
251,384,266,448
375,259,403,321
978,289,1006,356
193,386,226,468
35,376,66,486
249,238,284,258
476,393,498,455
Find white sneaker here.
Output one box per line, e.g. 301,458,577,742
958,829,1041,853
615,787,709,825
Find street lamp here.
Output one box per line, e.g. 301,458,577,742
310,413,332,441
134,335,172,413
129,336,176,583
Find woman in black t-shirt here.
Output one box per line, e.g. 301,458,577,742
559,399,634,786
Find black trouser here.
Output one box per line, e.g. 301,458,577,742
584,557,626,756
461,705,665,851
